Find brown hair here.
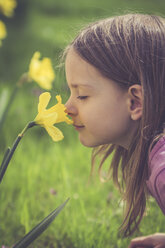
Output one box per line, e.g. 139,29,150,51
65,14,165,236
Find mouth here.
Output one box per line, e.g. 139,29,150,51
73,124,85,130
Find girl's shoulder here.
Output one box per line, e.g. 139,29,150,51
147,135,165,214
149,135,165,163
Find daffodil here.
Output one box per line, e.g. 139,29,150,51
0,0,17,17
0,20,7,46
0,93,72,183
34,92,72,141
28,52,55,90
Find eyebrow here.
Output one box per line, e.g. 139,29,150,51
70,83,93,89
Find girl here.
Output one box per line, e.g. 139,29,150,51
64,14,165,247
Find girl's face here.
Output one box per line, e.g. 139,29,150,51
65,49,136,148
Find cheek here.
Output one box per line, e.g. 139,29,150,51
81,107,109,134
84,105,130,135
78,94,129,129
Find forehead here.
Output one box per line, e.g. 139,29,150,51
65,48,104,87
65,48,128,99
65,48,89,72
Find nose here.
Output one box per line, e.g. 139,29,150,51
65,97,78,116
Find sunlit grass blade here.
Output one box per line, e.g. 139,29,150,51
12,198,70,248
0,86,18,133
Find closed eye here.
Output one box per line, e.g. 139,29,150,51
77,96,88,100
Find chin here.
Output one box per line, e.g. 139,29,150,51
79,136,107,148
81,142,99,148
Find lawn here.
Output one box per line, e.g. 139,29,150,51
0,0,165,247
0,82,164,248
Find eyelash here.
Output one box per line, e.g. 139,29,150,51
77,96,88,100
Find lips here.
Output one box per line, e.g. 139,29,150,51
73,124,85,130
73,124,84,128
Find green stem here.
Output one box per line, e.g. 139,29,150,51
0,147,11,178
19,121,36,137
0,147,10,169
0,121,36,184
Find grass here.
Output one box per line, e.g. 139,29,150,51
1,0,165,247
0,86,164,248
0,125,122,247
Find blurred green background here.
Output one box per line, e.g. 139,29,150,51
1,0,165,139
0,1,165,247
1,0,165,83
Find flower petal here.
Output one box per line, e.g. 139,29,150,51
47,95,73,124
28,52,55,90
0,0,17,17
56,95,62,104
0,20,7,40
45,125,64,141
34,92,72,142
64,115,73,124
42,112,58,125
38,92,51,113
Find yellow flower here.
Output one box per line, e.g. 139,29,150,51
0,20,7,46
0,0,17,17
28,51,55,90
34,92,73,141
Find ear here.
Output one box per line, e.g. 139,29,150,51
127,84,143,121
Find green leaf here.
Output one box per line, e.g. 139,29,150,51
12,198,70,248
0,88,9,120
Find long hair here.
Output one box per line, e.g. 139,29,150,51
65,14,165,236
